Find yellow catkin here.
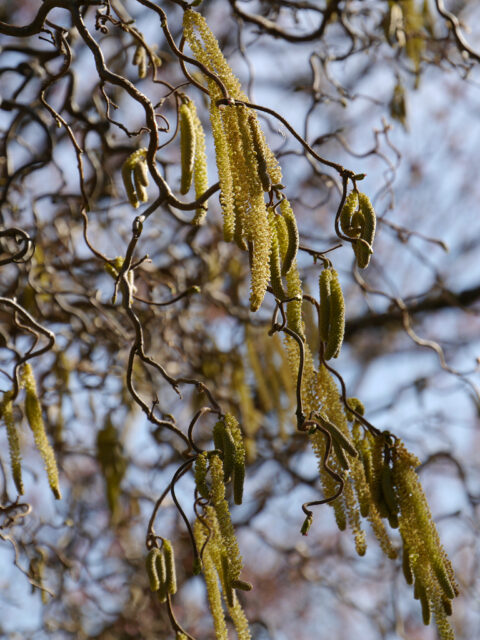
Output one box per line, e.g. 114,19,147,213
162,539,177,595
1,392,24,495
280,199,299,276
339,190,360,237
249,200,271,311
156,548,168,603
228,594,253,640
225,413,246,506
21,364,61,499
195,451,210,499
210,454,243,582
179,102,197,194
193,518,228,639
324,269,345,360
208,91,235,241
145,548,161,592
354,193,376,268
268,210,288,300
248,114,271,192
276,214,304,339
392,439,458,635
133,43,147,78
204,507,252,639
188,100,209,224
318,268,331,343
133,160,149,203
121,148,148,208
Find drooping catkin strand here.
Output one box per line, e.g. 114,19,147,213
339,190,360,237
155,549,168,603
225,413,246,506
133,160,149,204
162,539,177,595
179,103,197,194
195,451,210,499
209,95,235,241
392,439,458,637
276,214,304,339
324,268,345,360
21,364,61,500
210,454,243,582
122,148,148,208
249,205,271,311
354,193,376,268
318,268,331,342
133,43,147,78
145,548,161,592
1,392,24,495
188,100,209,224
316,412,357,458
279,199,299,276
222,424,236,482
193,516,229,640
268,210,288,300
248,114,271,192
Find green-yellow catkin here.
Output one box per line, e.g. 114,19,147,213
155,549,168,603
209,95,235,241
188,100,209,224
193,516,229,639
248,114,271,192
402,543,413,585
392,439,458,637
231,579,253,591
221,552,234,606
222,424,236,482
280,199,299,276
316,412,357,458
380,465,399,525
324,268,345,360
213,420,225,453
133,160,149,204
339,190,360,237
354,193,376,268
276,214,304,339
432,560,456,600
210,454,243,581
225,413,246,506
195,451,210,499
133,43,147,79
21,364,61,500
145,548,161,592
1,392,24,495
268,210,288,300
318,268,331,342
417,580,432,625
346,397,365,422
179,103,197,194
249,209,271,312
122,148,148,208
228,593,252,640
122,163,138,208
162,539,177,595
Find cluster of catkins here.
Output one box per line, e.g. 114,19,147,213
136,8,458,640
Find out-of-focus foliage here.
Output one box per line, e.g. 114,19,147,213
0,1,479,639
